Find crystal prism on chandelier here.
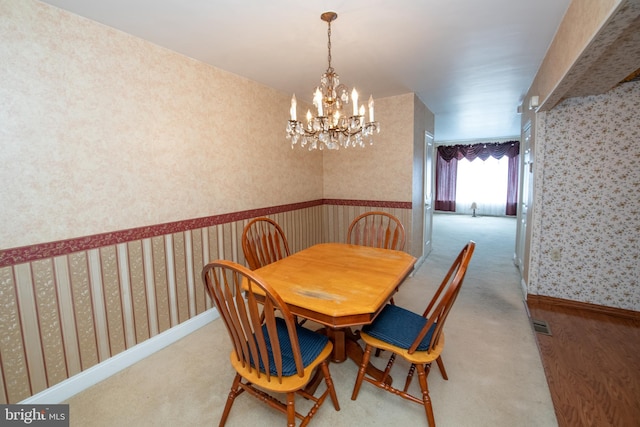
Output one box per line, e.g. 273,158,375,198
286,11,380,150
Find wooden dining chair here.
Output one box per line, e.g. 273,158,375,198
346,211,406,251
347,211,406,308
202,260,340,426
242,217,307,325
242,217,291,270
351,241,475,427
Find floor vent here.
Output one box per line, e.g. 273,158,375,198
531,319,552,336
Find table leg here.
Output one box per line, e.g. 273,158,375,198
303,326,346,395
304,368,324,395
325,328,347,363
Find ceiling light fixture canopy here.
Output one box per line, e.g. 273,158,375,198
286,11,380,150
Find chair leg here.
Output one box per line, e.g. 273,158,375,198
416,364,436,427
286,392,295,427
436,356,448,380
351,344,373,400
381,353,397,384
219,374,242,426
403,363,416,392
406,355,445,392
321,361,341,410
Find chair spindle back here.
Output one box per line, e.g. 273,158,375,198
347,211,406,250
202,260,304,381
410,241,475,354
242,217,291,270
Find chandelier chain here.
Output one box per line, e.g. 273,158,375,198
327,20,332,71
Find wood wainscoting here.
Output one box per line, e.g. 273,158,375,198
527,295,640,427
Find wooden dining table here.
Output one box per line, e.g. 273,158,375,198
254,242,416,365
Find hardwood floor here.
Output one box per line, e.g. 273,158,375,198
527,296,640,427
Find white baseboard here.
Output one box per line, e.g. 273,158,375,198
21,309,219,404
521,278,528,300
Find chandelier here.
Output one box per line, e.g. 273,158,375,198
286,12,380,150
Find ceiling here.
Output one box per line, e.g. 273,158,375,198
39,0,573,142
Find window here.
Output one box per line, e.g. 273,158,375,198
455,156,508,216
434,141,519,216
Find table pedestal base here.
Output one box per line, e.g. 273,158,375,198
305,327,392,394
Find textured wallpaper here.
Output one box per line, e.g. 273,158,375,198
0,0,322,249
528,0,622,110
530,80,640,311
322,93,417,202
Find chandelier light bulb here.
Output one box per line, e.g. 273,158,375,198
368,96,374,122
290,94,297,121
352,88,359,116
314,88,323,116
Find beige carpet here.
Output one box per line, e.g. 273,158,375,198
65,213,557,426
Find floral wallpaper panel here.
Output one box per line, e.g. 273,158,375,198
530,80,640,311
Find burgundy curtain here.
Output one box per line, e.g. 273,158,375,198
506,154,519,215
435,141,520,215
434,154,458,212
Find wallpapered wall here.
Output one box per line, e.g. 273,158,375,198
0,1,422,252
323,93,418,202
527,0,621,109
0,0,324,249
529,80,640,311
0,1,423,404
324,93,432,257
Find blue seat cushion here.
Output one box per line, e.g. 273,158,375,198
255,317,329,376
363,304,436,351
